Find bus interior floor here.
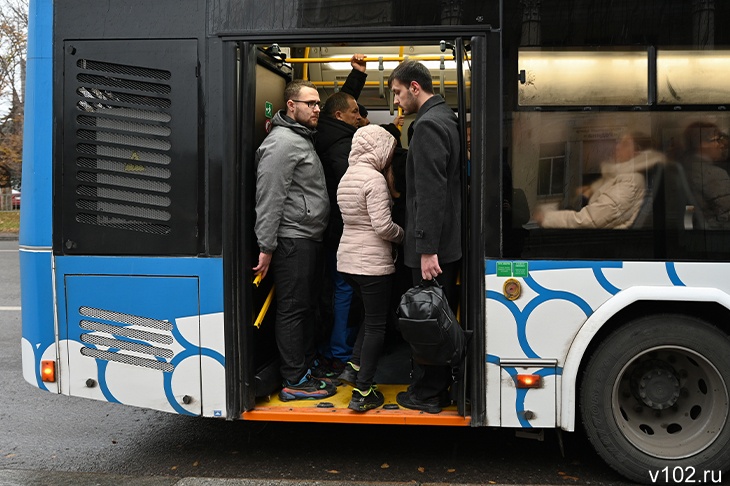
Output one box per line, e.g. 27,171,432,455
245,383,468,425
245,343,470,425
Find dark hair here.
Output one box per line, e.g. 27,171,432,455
621,131,652,152
683,121,719,153
357,102,368,118
283,79,317,103
322,92,354,117
380,123,402,147
388,60,433,94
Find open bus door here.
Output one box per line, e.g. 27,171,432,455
232,32,491,425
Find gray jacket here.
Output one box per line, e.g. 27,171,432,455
254,110,330,253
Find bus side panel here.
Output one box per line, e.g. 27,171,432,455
486,259,730,429
20,250,57,393
55,256,225,417
19,0,54,391
19,0,53,247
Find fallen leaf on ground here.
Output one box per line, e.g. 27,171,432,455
326,470,339,474
447,469,456,473
381,463,389,469
418,467,425,473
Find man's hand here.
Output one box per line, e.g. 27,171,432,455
351,54,367,72
253,252,272,280
420,253,442,281
392,114,404,128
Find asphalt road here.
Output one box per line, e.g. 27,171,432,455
0,239,635,485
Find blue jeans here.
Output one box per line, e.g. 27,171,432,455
324,249,355,363
272,238,323,384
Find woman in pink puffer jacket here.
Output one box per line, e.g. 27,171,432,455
336,124,404,412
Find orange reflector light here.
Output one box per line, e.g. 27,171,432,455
516,374,541,389
41,360,56,382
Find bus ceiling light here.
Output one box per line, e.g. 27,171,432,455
41,360,56,382
516,374,542,389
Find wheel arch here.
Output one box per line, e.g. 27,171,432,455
559,285,730,431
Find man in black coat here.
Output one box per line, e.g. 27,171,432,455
313,55,367,377
389,60,462,414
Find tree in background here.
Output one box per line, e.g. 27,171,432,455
0,0,28,195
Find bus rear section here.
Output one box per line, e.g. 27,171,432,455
19,1,730,484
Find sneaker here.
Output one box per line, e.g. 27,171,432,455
337,362,359,386
311,360,341,386
279,375,337,401
348,386,384,412
396,389,441,414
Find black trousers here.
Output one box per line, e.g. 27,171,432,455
343,273,393,390
272,237,322,384
408,260,461,400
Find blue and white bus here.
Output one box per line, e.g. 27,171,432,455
20,1,730,483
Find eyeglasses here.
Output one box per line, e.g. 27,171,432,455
291,100,322,109
709,133,728,144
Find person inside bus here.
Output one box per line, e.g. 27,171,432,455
681,121,730,229
534,132,666,229
357,102,370,127
336,124,403,412
252,79,337,402
314,54,368,380
388,60,462,414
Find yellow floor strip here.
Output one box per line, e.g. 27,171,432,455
242,384,470,426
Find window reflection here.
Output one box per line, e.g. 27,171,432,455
508,112,730,260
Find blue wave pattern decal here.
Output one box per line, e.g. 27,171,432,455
486,260,678,427
64,273,223,416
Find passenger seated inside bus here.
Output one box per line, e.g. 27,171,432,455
533,132,666,229
681,121,730,229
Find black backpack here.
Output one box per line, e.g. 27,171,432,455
396,279,467,367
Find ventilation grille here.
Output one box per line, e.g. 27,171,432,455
78,306,175,372
74,58,173,235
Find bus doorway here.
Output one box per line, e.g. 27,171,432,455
231,33,490,425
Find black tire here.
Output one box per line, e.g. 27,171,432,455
580,314,730,484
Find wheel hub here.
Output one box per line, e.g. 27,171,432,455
630,359,680,410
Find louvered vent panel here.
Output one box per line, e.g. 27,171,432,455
74,60,173,235
78,306,175,372
61,39,198,255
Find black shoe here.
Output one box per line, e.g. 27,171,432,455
311,360,341,386
337,362,358,386
348,386,384,412
439,390,452,408
396,390,441,414
279,375,337,401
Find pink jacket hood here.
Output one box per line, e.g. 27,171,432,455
348,124,396,172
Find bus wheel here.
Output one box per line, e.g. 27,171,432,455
580,314,730,484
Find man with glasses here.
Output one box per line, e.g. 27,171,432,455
253,79,336,401
683,121,730,229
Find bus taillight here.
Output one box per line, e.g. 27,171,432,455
41,360,56,382
515,374,542,389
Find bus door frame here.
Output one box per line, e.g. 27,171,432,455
225,27,494,424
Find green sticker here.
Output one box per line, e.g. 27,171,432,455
265,101,273,118
496,261,512,277
513,261,529,277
